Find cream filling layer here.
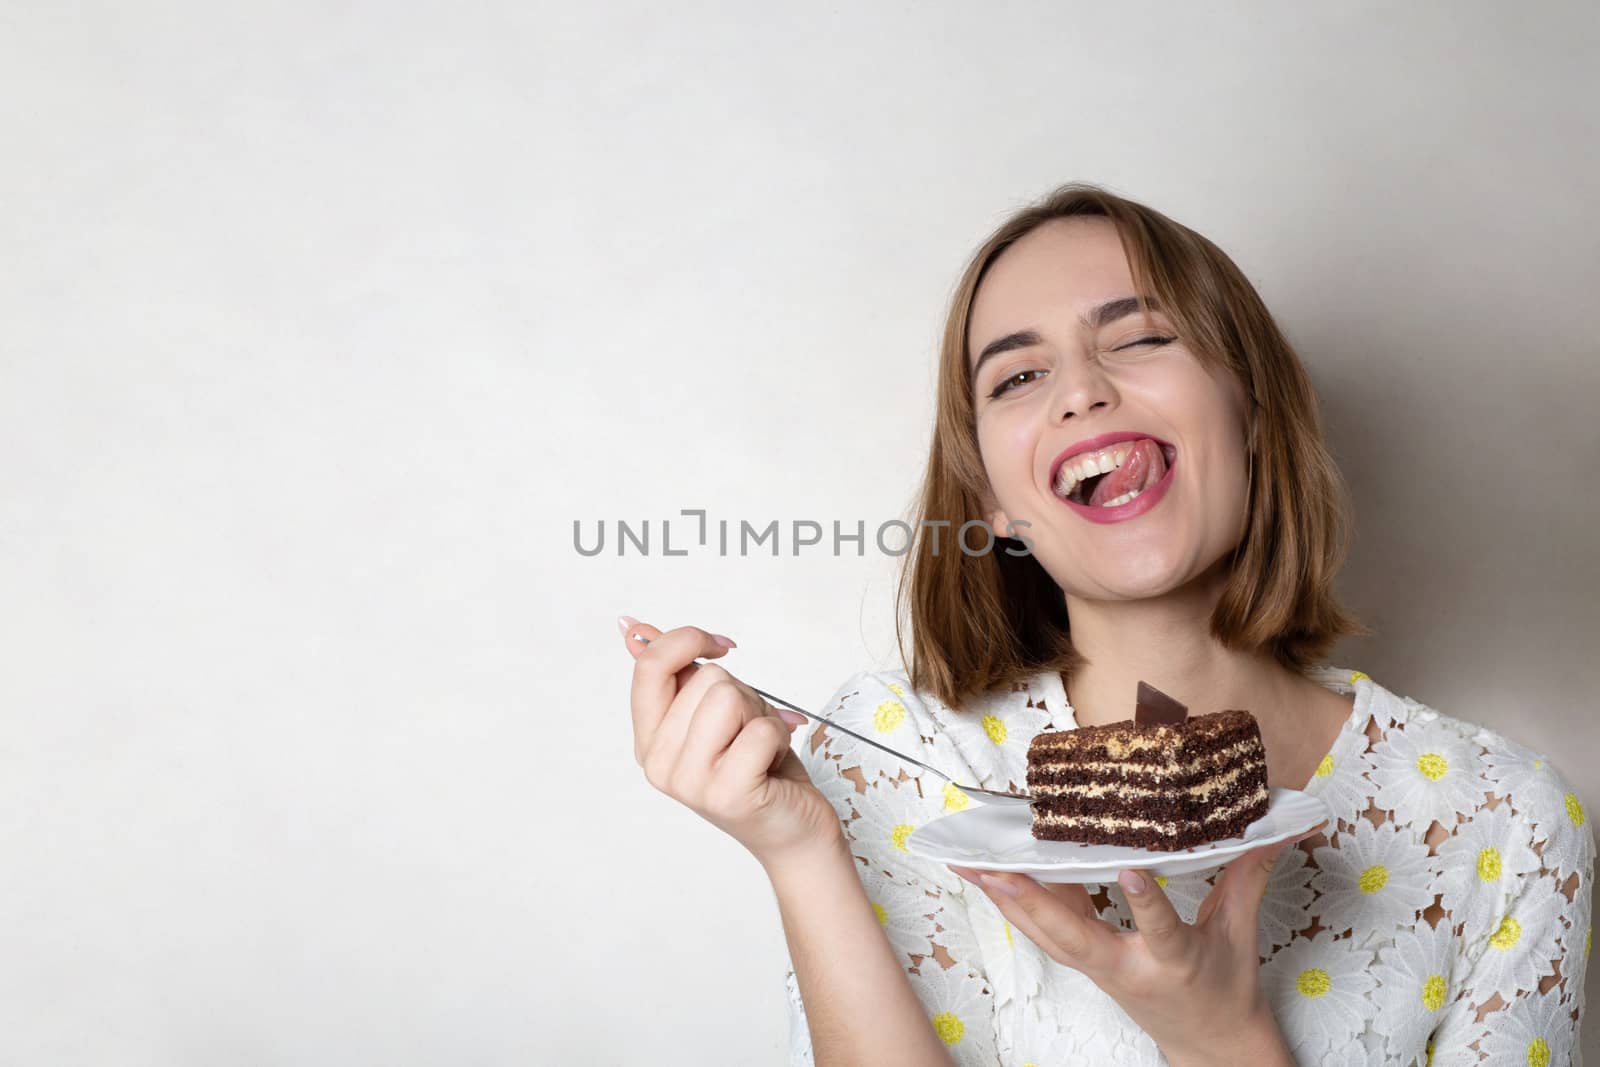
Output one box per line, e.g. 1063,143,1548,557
1031,761,1260,801
1034,786,1268,835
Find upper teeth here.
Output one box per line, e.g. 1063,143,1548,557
1054,442,1138,500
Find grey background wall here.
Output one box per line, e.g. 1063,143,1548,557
2,1,1595,1063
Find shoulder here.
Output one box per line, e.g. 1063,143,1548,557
1360,676,1595,879
803,666,998,785
807,665,1061,799
813,665,1042,739
1469,713,1595,881
809,667,953,751
816,667,917,710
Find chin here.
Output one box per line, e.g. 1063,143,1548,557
1047,559,1191,601
1101,573,1188,600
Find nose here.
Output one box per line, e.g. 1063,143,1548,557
1049,358,1118,423
1059,399,1112,422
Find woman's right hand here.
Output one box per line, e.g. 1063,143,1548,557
621,618,845,870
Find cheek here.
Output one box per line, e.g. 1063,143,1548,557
976,415,1038,493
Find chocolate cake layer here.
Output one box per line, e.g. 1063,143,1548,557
1030,793,1267,850
1027,711,1259,769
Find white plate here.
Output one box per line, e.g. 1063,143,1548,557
906,787,1330,883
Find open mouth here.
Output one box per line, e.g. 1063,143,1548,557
1052,440,1176,509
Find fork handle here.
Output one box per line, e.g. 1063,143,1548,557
630,635,955,788
746,683,955,788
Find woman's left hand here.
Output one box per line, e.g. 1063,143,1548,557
948,821,1325,1067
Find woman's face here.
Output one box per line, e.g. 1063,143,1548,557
967,216,1252,602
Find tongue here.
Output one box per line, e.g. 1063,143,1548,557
1088,439,1167,507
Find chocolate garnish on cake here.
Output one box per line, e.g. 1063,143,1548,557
1134,681,1188,727
1023,680,1270,851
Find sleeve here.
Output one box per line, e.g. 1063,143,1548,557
1448,757,1595,1064
783,962,815,1066
780,670,1001,1067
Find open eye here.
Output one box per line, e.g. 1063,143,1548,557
989,368,1045,399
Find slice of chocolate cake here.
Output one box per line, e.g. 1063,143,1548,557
1024,682,1269,851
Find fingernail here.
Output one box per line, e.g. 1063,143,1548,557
618,615,640,636
979,873,1021,897
712,633,737,648
948,866,980,885
1118,869,1147,895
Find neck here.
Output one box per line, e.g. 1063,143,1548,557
1060,563,1305,729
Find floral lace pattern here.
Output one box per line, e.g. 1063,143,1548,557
781,667,1594,1066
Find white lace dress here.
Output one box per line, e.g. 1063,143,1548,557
781,666,1594,1065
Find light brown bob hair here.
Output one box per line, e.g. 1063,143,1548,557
894,182,1371,712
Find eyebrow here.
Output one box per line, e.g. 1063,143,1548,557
969,295,1163,389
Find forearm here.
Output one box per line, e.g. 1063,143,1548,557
764,833,955,1067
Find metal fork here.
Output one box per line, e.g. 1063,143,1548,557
632,634,1033,807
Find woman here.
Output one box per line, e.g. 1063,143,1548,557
618,184,1594,1065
